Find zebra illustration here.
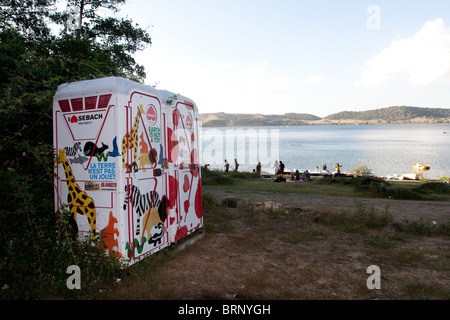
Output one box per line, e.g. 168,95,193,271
64,142,82,157
123,184,161,235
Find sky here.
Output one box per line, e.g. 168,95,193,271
114,1,450,117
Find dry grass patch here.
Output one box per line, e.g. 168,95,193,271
104,190,449,300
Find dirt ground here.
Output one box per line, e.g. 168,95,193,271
217,189,450,224
112,187,449,300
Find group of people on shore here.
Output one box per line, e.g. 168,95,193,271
272,161,344,182
223,158,344,178
224,159,264,176
272,160,312,182
320,163,343,174
272,160,285,176
224,159,239,173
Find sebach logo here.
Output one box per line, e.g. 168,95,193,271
146,104,157,125
68,113,104,124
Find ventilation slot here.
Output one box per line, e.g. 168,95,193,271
58,100,71,113
85,96,98,110
98,94,112,108
70,98,83,111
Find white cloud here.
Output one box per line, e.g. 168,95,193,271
242,63,330,93
300,74,331,86
355,18,450,87
242,62,300,93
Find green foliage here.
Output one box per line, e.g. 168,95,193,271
416,182,450,194
201,167,234,185
201,193,218,213
363,235,395,249
392,219,450,237
325,106,450,122
200,167,263,185
200,112,320,127
0,0,56,41
322,176,426,200
322,200,392,233
0,205,123,299
52,0,151,81
200,106,450,127
0,0,151,299
228,171,261,179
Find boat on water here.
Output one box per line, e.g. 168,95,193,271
412,163,430,171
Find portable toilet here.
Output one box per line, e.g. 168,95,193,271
160,90,203,244
53,76,203,266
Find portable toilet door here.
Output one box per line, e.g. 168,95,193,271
162,91,203,243
120,86,170,264
53,76,171,266
53,77,124,249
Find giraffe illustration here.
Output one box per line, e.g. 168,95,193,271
57,149,97,239
122,104,145,173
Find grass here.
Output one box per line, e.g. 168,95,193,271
322,209,392,234
202,195,449,299
202,168,450,201
97,171,450,300
392,218,450,237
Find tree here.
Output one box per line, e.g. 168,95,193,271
0,0,151,298
53,0,151,81
0,0,56,42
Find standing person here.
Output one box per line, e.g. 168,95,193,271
272,160,279,176
256,162,261,176
234,159,239,172
224,159,230,173
279,161,285,176
333,163,342,174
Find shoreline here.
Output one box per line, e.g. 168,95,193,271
200,118,450,127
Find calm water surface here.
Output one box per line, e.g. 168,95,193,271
201,124,450,179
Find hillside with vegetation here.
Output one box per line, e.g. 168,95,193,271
199,112,321,127
325,106,450,122
199,106,450,126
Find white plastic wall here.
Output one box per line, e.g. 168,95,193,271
53,77,203,266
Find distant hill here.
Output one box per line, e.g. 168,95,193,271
199,106,450,127
199,112,320,127
325,106,450,122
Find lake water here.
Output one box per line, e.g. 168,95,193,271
200,123,450,179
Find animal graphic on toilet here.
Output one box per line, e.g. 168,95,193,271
57,149,97,239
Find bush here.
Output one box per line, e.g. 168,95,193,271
352,163,372,177
0,202,123,299
0,2,152,298
201,167,234,185
322,200,392,233
202,193,218,213
351,177,420,200
201,167,260,185
416,182,450,194
392,219,450,237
